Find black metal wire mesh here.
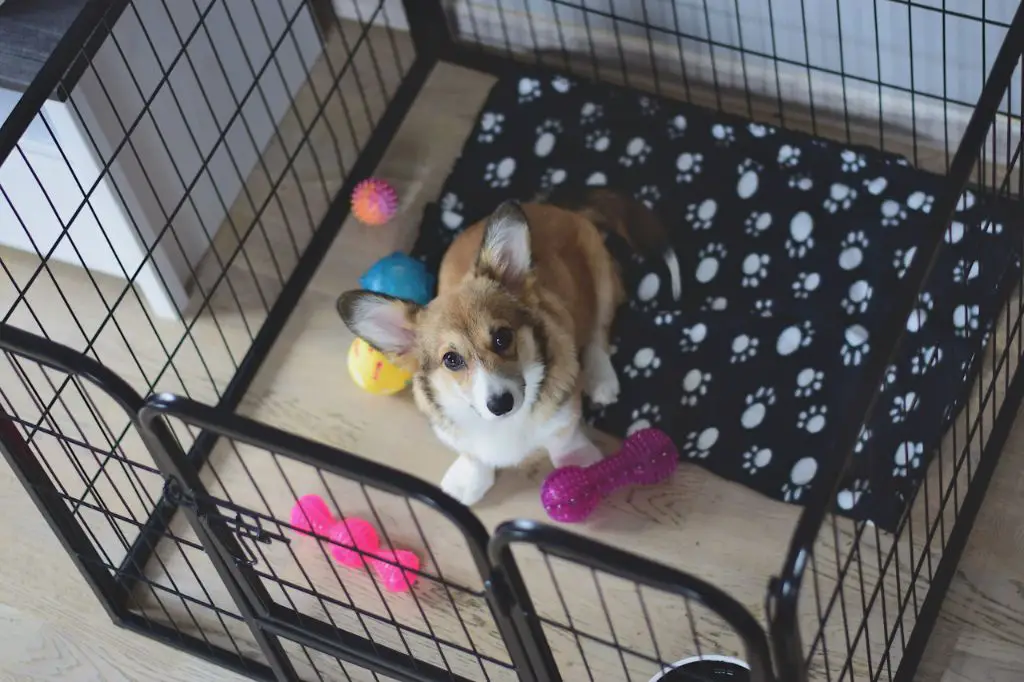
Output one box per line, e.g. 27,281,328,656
0,0,414,456
765,9,1024,682
490,522,774,682
444,0,1021,173
2,1,1024,682
139,394,524,682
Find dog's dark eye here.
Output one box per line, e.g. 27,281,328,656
492,327,514,352
442,351,464,370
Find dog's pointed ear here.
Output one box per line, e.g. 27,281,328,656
476,200,532,290
336,290,421,356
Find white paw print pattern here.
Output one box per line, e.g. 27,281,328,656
906,292,934,333
636,185,661,209
823,183,858,213
953,258,980,283
789,174,813,191
882,364,897,389
636,273,662,307
893,441,924,476
893,246,917,279
737,159,763,199
440,193,464,230
580,101,603,124
778,144,801,167
837,479,869,510
782,457,818,502
906,191,934,213
742,446,772,474
741,387,776,429
477,112,504,142
786,212,815,258
627,404,661,436
695,243,726,283
958,189,977,211
792,272,821,299
855,426,873,455
623,348,661,379
712,123,735,146
730,334,759,363
585,128,611,152
539,168,567,189
840,149,867,173
841,280,873,315
797,405,828,434
681,369,712,406
483,158,516,188
839,230,870,270
794,368,824,397
686,199,718,231
534,119,562,157
741,253,771,287
619,137,651,166
748,122,775,137
864,176,888,196
675,152,704,183
551,75,572,93
981,220,1004,235
889,391,920,424
654,310,681,326
754,299,774,317
945,222,965,244
679,322,708,353
703,295,729,312
586,172,607,186
683,427,720,459
841,324,870,366
880,200,907,227
638,95,659,116
745,211,772,237
952,303,980,337
776,321,814,356
911,345,943,375
518,77,541,103
667,114,687,139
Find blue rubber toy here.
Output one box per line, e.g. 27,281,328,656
359,252,435,306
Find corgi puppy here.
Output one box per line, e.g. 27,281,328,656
338,188,680,506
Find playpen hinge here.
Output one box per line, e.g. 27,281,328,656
162,476,287,567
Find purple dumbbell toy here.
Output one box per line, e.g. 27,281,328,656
541,428,679,523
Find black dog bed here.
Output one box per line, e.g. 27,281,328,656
410,70,1021,532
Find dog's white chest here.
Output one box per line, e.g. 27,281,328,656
433,404,575,469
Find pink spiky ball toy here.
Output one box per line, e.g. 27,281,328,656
351,178,399,226
541,428,679,523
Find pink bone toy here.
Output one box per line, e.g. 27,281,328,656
290,494,419,592
541,428,679,523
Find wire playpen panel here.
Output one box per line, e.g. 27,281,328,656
2,1,1024,682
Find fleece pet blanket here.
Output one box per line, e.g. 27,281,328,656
409,69,1021,532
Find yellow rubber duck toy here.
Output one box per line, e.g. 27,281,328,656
346,337,412,396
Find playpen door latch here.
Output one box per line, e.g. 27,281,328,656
162,476,287,566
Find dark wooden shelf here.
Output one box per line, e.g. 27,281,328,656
0,0,125,101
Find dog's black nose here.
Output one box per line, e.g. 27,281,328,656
487,392,515,416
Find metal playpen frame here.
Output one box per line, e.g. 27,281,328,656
2,1,1024,680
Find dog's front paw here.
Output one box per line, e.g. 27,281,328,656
440,456,495,506
583,346,620,406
